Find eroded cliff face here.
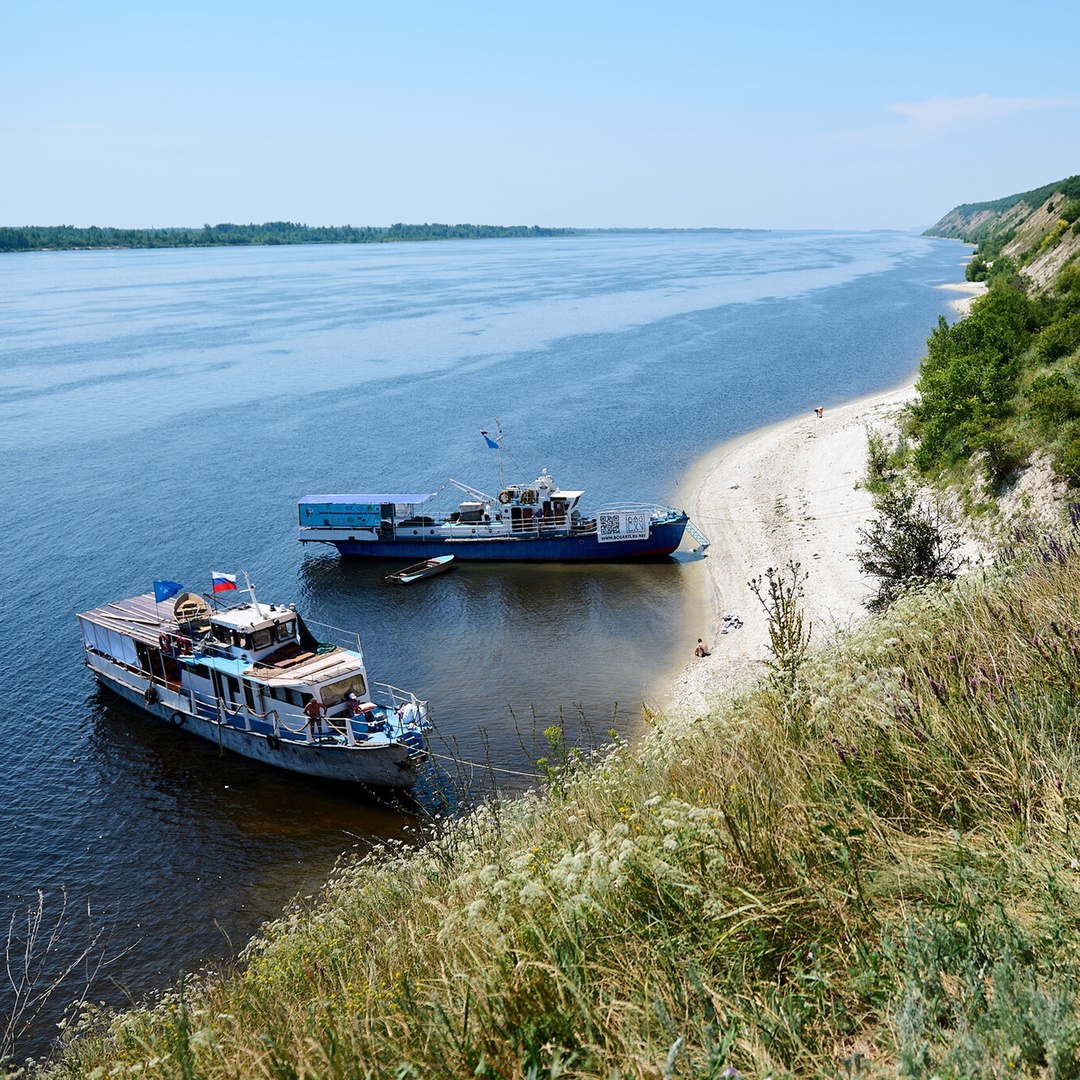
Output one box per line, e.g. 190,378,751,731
926,178,1080,291
928,201,1030,240
1001,195,1080,289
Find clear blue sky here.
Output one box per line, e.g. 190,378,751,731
2,0,1078,230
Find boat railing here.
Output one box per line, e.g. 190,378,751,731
214,697,363,747
375,681,428,714
594,501,681,518
298,618,364,658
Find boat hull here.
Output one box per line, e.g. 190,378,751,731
334,517,688,561
88,658,419,788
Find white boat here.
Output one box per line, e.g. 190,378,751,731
298,422,695,563
385,554,456,584
76,576,431,788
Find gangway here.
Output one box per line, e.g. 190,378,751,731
685,519,710,550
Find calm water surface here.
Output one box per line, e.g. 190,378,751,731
0,230,968,1056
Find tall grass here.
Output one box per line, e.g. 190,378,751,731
28,525,1080,1079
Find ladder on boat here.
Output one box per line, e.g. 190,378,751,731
685,519,710,550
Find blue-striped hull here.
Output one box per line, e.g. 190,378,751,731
332,517,688,561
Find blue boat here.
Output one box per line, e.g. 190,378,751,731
77,577,431,788
298,469,690,562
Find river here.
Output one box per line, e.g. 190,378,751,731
0,228,968,1057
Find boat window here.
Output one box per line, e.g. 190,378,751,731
243,681,256,709
285,688,303,707
188,663,212,681
226,674,241,701
252,628,273,650
320,673,367,707
276,619,295,642
210,624,230,645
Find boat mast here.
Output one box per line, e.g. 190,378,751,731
496,416,505,491
242,570,260,613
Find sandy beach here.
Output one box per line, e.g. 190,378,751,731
664,281,986,718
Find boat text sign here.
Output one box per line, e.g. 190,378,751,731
597,510,650,543
301,502,382,528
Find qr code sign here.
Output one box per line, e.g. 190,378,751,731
598,512,622,537
597,511,650,543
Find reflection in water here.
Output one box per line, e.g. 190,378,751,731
297,551,697,768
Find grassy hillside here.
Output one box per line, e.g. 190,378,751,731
29,527,1080,1079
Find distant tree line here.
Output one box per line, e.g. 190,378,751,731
0,221,578,253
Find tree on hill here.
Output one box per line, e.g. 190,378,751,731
857,482,964,610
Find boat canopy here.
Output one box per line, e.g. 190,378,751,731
299,494,435,505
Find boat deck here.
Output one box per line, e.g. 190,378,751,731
77,592,178,645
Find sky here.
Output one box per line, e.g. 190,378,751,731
2,0,1078,231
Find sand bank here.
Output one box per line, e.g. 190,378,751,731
664,384,914,716
663,280,986,718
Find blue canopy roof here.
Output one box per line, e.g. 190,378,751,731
299,494,435,505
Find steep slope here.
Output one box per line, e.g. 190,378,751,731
925,175,1080,290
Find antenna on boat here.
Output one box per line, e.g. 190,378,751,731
481,417,506,491
496,416,505,491
242,570,259,612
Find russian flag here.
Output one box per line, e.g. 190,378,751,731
211,572,237,594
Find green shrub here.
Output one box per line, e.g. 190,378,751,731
1060,199,1080,225
1036,312,1080,362
856,481,965,610
1029,371,1080,430
1056,421,1080,482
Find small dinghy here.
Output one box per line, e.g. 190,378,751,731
385,554,456,584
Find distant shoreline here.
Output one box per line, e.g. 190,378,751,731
0,222,770,254
0,221,578,254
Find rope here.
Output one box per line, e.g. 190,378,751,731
426,751,542,780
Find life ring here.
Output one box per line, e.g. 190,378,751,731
266,734,281,751
159,634,171,652
144,685,159,705
175,636,191,655
522,489,536,504
498,490,513,505
170,712,185,727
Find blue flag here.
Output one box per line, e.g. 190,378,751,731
153,579,183,603
480,429,500,449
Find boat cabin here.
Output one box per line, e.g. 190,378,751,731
78,590,375,736
298,472,588,545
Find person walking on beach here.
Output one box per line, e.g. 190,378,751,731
815,406,824,419
694,638,710,657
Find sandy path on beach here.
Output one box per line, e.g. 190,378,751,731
663,281,985,718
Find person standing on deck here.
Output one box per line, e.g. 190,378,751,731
303,695,326,737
